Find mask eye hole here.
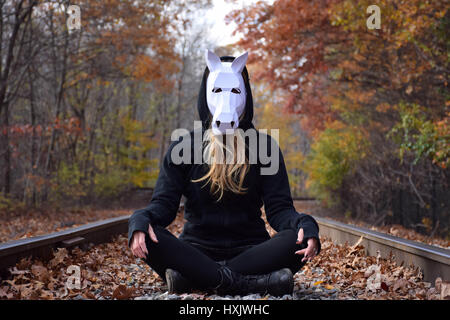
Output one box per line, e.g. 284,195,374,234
231,88,241,94
212,87,222,93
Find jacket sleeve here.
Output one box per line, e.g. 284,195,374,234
128,139,187,247
260,135,321,254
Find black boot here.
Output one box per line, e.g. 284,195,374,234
214,266,294,297
165,268,194,294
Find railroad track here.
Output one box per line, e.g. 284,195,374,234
0,203,448,284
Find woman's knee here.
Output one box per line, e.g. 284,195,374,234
274,229,308,254
275,229,297,247
276,229,297,241
144,225,171,248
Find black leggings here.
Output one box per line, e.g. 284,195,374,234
143,225,307,289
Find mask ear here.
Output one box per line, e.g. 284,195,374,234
231,51,248,74
205,49,222,72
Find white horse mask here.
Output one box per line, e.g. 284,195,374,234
205,49,248,136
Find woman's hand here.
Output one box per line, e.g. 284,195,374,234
130,224,159,258
295,228,319,262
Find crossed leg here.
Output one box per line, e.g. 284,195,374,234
142,225,307,289
225,229,307,275
143,225,222,289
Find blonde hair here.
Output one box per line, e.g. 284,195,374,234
192,117,249,201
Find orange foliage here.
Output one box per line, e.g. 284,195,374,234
226,0,343,132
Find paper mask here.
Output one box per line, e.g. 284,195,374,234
205,49,248,135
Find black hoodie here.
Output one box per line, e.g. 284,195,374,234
128,56,321,253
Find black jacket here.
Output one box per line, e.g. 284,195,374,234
128,57,321,253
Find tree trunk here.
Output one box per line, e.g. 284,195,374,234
1,102,10,194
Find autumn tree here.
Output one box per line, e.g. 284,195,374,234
229,0,449,236
0,0,38,195
0,0,213,209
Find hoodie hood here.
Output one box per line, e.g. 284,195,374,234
197,55,254,131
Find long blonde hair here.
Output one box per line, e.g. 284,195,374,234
192,116,249,201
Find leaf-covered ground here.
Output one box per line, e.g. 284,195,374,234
0,208,131,243
0,212,448,300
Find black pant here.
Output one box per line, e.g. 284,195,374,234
143,225,307,289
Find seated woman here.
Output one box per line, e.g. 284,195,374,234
128,50,321,297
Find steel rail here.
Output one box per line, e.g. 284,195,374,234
0,215,129,279
315,216,450,282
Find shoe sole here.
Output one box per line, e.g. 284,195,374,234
166,268,193,294
165,268,176,294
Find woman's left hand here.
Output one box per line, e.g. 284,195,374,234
295,228,319,262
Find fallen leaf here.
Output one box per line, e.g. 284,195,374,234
435,277,442,292
40,290,55,300
49,248,69,268
112,284,135,300
441,282,450,300
426,287,437,300
367,272,381,292
346,236,364,257
415,289,426,299
393,278,409,292
9,267,29,275
16,257,32,270
83,291,96,300
31,265,50,283
364,265,380,278
0,286,14,299
18,284,36,299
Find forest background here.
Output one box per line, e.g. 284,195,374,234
0,0,448,239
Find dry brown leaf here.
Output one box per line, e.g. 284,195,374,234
112,284,135,300
440,282,450,300
17,284,36,299
49,248,69,268
435,277,442,291
0,286,14,299
415,289,426,299
9,267,29,275
83,291,96,300
367,271,382,292
426,287,437,300
16,257,32,270
364,264,380,278
351,271,365,281
31,265,50,283
39,290,55,300
393,278,409,292
346,236,364,257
